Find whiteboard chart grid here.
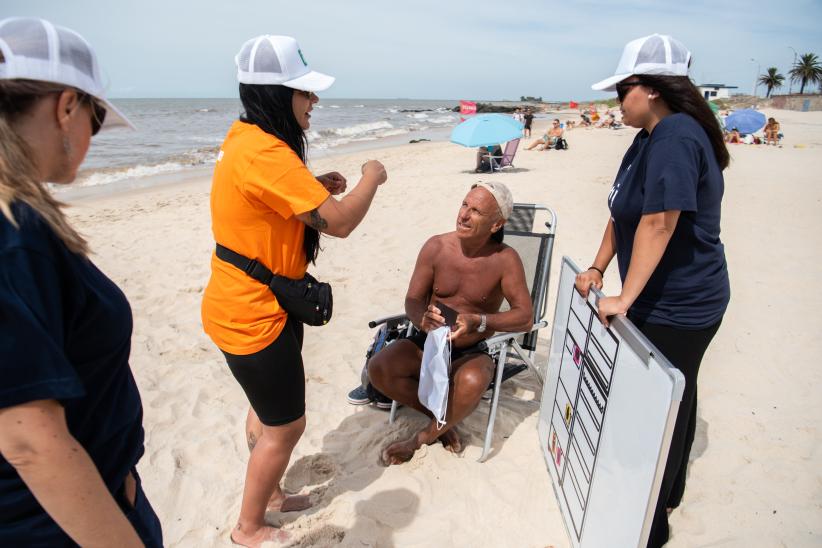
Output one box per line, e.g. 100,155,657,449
547,284,620,539
538,257,685,548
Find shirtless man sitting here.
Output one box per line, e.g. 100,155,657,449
368,182,533,465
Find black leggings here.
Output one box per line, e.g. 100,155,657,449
222,317,305,427
631,316,722,548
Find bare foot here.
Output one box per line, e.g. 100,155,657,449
380,435,421,466
230,524,289,547
439,429,463,454
267,493,312,513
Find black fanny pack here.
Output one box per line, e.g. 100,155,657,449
215,244,333,326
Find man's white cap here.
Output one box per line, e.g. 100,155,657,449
0,17,134,131
235,35,335,92
472,181,513,221
591,34,691,92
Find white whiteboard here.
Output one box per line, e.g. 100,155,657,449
538,257,685,548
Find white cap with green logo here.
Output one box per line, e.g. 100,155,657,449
235,35,334,91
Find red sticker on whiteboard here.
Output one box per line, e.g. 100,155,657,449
555,445,563,467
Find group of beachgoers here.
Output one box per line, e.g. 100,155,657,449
724,115,782,146
1,18,729,548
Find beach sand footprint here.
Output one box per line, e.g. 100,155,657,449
283,453,338,494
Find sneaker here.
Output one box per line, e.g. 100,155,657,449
374,398,394,410
347,385,372,405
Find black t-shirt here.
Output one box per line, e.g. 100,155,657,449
0,202,145,544
608,113,730,329
523,113,534,128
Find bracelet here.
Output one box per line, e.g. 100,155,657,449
588,266,605,277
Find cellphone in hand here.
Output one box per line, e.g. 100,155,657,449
435,301,459,327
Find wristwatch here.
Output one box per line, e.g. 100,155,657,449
477,314,487,333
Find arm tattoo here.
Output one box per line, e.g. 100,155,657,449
309,208,328,230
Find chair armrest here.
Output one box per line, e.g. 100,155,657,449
368,313,409,329
479,320,548,350
487,154,503,160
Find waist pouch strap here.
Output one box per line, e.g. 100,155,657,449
215,244,332,326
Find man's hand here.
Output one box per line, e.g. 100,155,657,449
316,172,347,195
420,304,446,333
448,313,481,342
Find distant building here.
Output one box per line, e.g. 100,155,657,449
698,84,738,100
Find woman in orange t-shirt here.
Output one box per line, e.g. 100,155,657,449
202,35,388,547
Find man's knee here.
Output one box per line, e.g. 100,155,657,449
368,352,390,390
454,359,494,396
368,341,420,390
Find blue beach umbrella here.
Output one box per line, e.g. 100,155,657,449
450,114,524,148
724,109,766,134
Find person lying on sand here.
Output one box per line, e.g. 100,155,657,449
368,182,533,465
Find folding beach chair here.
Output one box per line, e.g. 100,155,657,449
488,139,520,172
367,203,557,462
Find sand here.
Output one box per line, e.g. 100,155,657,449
64,108,822,547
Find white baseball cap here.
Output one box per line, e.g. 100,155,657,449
591,34,691,92
0,17,134,131
235,35,335,91
472,181,513,221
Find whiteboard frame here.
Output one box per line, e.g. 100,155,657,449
540,257,685,548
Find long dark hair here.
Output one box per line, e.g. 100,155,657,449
637,75,730,170
238,83,320,264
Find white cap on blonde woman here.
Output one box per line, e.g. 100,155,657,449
472,181,513,221
235,35,335,92
591,34,692,92
0,17,134,130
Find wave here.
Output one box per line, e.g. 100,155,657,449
428,115,458,125
74,146,218,187
407,112,428,119
317,120,394,138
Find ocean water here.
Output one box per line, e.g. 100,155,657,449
76,98,460,189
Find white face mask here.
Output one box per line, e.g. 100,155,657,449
417,326,451,429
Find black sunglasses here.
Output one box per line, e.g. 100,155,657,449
616,81,643,102
79,93,107,135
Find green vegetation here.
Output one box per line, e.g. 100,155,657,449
789,53,822,94
758,67,785,98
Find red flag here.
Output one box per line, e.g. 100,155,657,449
569,101,578,109
459,100,477,115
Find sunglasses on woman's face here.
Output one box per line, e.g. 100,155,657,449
616,81,643,102
295,90,317,100
79,93,107,135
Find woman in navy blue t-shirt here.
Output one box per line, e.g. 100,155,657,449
577,35,730,547
0,18,161,546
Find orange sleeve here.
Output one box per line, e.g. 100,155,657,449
243,148,330,218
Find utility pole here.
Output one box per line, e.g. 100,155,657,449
788,46,798,95
751,58,760,97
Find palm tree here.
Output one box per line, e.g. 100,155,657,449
758,67,784,97
789,53,822,94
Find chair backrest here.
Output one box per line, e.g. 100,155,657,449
499,203,557,352
498,138,520,168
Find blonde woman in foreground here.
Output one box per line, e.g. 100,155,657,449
0,18,162,546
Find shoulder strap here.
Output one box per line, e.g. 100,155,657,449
215,244,274,286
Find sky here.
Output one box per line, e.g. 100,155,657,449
3,0,822,101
